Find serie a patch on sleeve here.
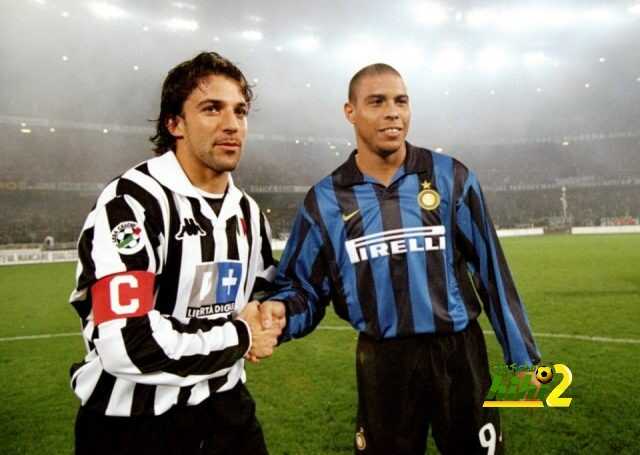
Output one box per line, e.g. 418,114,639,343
111,221,145,255
91,271,155,324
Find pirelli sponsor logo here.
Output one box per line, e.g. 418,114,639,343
345,226,446,264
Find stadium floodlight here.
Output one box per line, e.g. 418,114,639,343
631,4,640,15
166,18,199,31
413,2,449,25
389,44,425,68
467,6,618,29
87,2,128,20
465,8,495,27
291,36,320,52
476,47,508,72
432,47,465,73
523,52,548,67
582,8,615,23
242,30,263,41
171,2,197,11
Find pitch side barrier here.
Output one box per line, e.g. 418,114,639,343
3,227,638,266
571,226,640,235
0,249,77,266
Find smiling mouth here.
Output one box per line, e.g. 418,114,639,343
379,127,402,133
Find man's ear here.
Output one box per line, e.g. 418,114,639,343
166,115,184,139
344,102,355,125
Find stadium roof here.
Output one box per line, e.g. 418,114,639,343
2,0,640,147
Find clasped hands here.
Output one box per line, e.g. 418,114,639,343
237,300,286,363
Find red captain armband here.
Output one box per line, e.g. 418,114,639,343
91,271,155,325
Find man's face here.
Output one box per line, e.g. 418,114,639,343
169,74,248,173
344,73,410,157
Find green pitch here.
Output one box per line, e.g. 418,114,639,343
1,235,639,454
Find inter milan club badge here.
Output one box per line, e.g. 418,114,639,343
417,180,440,211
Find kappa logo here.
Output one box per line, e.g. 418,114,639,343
175,218,206,240
345,226,446,264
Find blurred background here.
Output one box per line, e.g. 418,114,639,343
1,0,639,247
2,3,640,454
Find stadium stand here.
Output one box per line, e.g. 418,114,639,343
1,124,638,244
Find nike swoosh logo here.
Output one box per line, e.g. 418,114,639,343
342,209,360,222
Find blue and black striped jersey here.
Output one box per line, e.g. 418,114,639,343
270,143,540,366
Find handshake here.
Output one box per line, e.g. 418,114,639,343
237,301,286,363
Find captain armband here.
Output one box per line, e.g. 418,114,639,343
91,271,155,324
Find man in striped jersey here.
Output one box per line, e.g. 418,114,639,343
261,64,541,454
69,52,280,454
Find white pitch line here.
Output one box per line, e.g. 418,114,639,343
519,331,640,345
0,328,638,345
316,327,640,345
0,332,79,342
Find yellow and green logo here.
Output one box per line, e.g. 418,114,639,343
483,363,573,408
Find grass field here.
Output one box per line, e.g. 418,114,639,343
1,234,639,454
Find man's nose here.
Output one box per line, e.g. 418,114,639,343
383,105,400,120
221,109,240,133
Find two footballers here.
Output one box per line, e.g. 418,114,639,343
70,52,539,455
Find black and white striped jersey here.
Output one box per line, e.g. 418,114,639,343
69,151,276,416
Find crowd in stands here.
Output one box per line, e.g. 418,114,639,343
1,125,639,244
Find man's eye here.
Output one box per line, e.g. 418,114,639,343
236,108,248,116
203,105,218,113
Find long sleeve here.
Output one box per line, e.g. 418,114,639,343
268,206,332,341
455,171,541,366
249,211,278,300
71,193,250,387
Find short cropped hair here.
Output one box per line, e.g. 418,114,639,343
150,52,253,155
348,63,402,103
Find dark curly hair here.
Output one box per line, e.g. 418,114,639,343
150,52,253,155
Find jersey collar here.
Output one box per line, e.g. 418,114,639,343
147,151,243,222
332,142,433,187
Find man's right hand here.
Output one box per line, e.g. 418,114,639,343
259,300,287,331
238,301,281,363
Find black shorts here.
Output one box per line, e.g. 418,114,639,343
354,319,503,455
75,382,268,455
